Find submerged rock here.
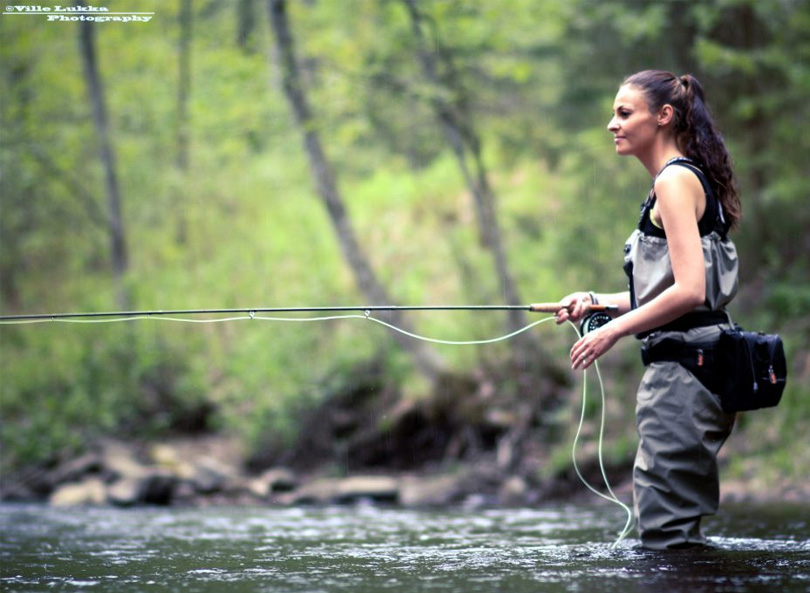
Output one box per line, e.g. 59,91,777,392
399,472,467,507
50,478,106,507
335,476,399,504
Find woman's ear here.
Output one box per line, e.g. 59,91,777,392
657,104,674,127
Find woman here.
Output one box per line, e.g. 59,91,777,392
556,70,742,550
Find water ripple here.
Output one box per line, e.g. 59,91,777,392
1,502,808,593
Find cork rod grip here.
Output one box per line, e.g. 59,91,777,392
528,302,618,313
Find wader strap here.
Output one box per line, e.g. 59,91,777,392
637,310,729,340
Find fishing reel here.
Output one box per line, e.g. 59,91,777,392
580,311,612,336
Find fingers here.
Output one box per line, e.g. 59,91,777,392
571,346,592,370
570,295,591,321
570,324,619,370
570,335,599,370
556,293,589,324
572,350,594,370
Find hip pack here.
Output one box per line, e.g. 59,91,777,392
641,325,787,413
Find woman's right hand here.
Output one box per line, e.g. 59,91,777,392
554,292,594,325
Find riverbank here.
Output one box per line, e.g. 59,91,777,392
2,433,807,509
0,435,600,508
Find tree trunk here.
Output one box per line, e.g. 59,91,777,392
177,0,192,173
77,13,130,309
237,0,257,51
266,0,445,382
401,0,542,368
175,0,193,244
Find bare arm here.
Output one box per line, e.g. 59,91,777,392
567,166,707,369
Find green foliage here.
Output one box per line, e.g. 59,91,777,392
0,321,211,471
1,0,808,478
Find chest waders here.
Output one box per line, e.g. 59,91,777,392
624,158,739,550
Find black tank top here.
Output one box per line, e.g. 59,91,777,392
637,157,727,239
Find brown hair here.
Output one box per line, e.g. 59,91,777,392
624,70,741,230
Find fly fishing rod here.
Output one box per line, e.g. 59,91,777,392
0,303,617,323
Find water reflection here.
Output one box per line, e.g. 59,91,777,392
1,503,807,592
620,543,809,593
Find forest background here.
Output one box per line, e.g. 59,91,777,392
1,0,808,496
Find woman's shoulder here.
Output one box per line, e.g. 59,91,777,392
654,162,704,200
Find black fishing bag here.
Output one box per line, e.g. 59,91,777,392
641,324,787,413
713,325,787,412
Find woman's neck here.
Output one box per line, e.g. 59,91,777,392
639,140,683,178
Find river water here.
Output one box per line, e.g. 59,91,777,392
1,502,808,592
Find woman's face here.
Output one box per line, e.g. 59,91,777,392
607,84,658,158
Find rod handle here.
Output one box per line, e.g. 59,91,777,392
529,302,618,314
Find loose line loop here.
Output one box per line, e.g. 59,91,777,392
566,319,634,548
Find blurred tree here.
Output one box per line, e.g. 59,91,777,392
691,0,810,298
176,0,192,172
237,0,259,52
266,0,445,382
77,15,129,308
175,0,193,244
400,0,538,363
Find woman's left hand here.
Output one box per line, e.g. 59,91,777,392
570,323,621,370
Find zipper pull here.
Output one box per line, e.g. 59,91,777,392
769,365,777,385
697,348,704,367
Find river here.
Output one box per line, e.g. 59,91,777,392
1,502,808,592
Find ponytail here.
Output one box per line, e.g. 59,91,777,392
623,70,742,231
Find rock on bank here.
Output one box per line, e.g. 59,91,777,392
0,437,551,508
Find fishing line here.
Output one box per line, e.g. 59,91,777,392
0,312,552,345
0,306,632,545
566,320,634,548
